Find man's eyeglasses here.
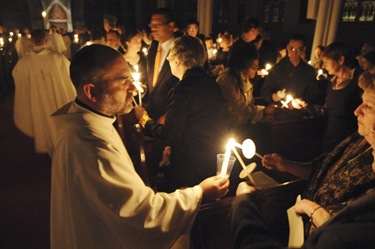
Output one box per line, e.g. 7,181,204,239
148,22,169,29
288,46,304,53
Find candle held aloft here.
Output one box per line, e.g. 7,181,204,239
132,65,143,106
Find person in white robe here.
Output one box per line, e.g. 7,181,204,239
46,25,67,54
14,28,33,58
50,44,230,249
12,28,76,156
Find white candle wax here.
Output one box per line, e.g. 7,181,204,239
220,148,231,177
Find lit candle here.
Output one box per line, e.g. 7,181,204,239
17,33,21,38
9,32,13,37
42,11,47,29
220,139,233,177
74,34,79,43
213,48,218,56
8,37,12,43
316,69,327,80
265,63,272,71
142,47,148,55
260,69,269,75
281,95,293,108
132,65,143,106
317,69,323,76
0,38,4,47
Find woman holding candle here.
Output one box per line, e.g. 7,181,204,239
321,42,363,152
230,71,375,248
134,36,230,192
216,42,262,125
123,29,148,86
216,42,271,157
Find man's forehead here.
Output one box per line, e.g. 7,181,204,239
289,40,304,47
151,14,167,22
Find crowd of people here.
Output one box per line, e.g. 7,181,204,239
2,6,375,249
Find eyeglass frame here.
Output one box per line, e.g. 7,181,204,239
287,46,305,53
249,64,259,70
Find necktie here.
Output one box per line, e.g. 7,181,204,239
153,46,162,87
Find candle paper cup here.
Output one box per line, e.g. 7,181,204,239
217,154,236,178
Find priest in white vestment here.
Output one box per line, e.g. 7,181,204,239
50,44,229,249
12,28,76,156
46,25,67,54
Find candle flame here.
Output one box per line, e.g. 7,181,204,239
132,81,144,93
74,34,79,43
42,11,47,17
227,138,235,149
134,64,139,72
265,63,272,70
260,69,269,75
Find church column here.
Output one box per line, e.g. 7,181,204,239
197,0,213,36
310,0,343,61
326,0,343,44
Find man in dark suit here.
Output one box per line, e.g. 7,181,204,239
146,8,179,121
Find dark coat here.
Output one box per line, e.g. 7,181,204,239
230,191,375,249
146,40,178,120
261,57,318,105
145,67,230,191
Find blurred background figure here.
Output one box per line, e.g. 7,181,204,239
106,29,125,54
46,25,67,55
123,29,147,85
313,45,325,71
361,51,375,74
12,29,76,156
212,32,232,69
15,27,33,59
103,14,117,33
59,28,71,59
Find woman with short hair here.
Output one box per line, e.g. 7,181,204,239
135,36,230,192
